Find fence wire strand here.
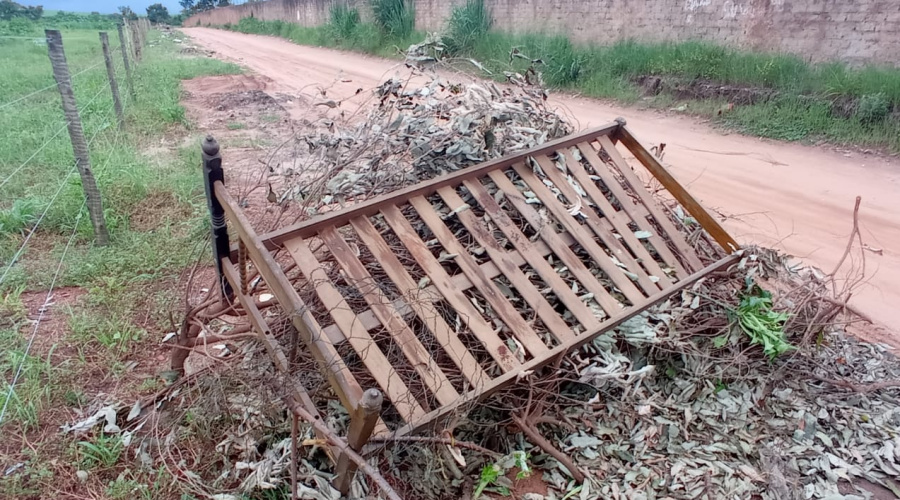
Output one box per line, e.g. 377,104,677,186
0,54,106,112
0,198,87,425
0,167,77,287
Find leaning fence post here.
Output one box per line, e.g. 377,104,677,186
201,136,233,301
132,21,143,62
99,32,125,130
45,29,110,246
333,388,383,494
116,24,136,102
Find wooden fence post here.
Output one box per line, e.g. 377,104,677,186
99,32,125,130
116,24,136,102
333,388,383,494
132,21,143,62
45,29,109,246
201,136,233,301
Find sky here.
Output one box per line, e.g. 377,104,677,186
19,0,186,15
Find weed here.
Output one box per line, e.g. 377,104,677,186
444,0,492,55
0,326,56,431
473,450,530,498
735,281,793,360
371,0,415,39
856,92,890,123
328,3,360,40
226,121,246,130
77,432,124,468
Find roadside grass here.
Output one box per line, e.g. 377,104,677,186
0,27,239,498
225,5,900,152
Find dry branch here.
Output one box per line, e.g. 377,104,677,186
283,395,402,500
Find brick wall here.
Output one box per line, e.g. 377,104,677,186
186,0,900,65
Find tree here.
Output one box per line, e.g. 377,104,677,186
118,6,138,20
195,0,217,12
179,0,195,12
146,3,169,24
217,0,230,6
0,0,18,20
0,0,42,21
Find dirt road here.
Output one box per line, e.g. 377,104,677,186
184,27,900,338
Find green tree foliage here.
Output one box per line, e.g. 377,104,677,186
118,6,138,21
0,0,43,21
146,3,170,24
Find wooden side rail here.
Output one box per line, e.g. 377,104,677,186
203,135,383,495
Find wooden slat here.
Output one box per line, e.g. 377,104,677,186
380,205,521,372
391,253,741,438
576,141,689,279
408,196,550,357
285,238,427,423
615,126,739,253
258,122,622,248
437,187,575,344
461,180,601,331
321,229,596,343
557,149,674,288
594,136,705,272
350,216,490,390
512,162,646,305
320,226,462,407
534,154,660,295
487,170,623,317
214,182,364,412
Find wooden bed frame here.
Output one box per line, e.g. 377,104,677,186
201,118,740,493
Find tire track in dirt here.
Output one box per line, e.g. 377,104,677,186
183,27,900,341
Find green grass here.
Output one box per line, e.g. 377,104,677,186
371,0,415,40
0,26,239,499
227,13,900,152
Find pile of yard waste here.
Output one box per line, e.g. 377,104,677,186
61,38,895,500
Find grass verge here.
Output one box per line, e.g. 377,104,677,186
224,2,900,152
0,26,239,499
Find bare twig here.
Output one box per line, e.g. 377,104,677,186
809,375,900,394
283,396,403,500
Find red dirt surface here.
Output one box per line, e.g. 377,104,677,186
183,27,900,342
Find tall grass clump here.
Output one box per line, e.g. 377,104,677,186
444,0,492,55
371,0,415,39
328,3,360,40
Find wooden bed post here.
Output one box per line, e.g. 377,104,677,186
201,135,234,302
334,388,383,494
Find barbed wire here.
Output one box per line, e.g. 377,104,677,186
0,53,108,112
0,121,70,191
0,197,87,425
0,167,77,287
0,74,116,191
